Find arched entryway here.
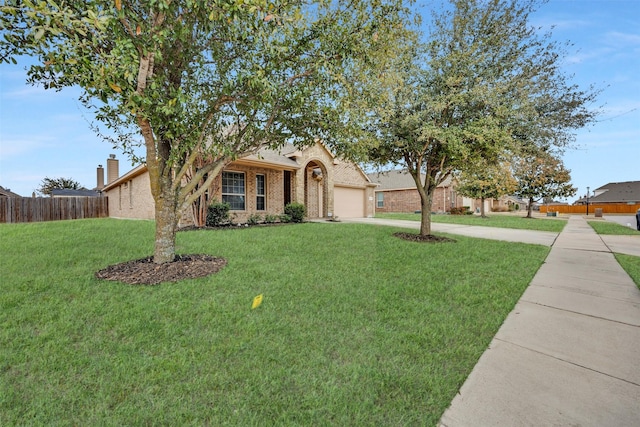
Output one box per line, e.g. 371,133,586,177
304,160,329,219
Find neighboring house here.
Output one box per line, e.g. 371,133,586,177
368,170,464,213
99,142,376,224
576,181,640,205
539,181,640,215
368,170,528,214
0,186,21,198
492,195,529,212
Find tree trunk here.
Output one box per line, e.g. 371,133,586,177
526,197,534,218
480,197,486,218
154,181,180,264
419,192,434,236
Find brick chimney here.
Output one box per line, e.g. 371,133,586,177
97,164,105,189
106,154,119,184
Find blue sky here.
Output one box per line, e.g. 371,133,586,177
1,0,638,201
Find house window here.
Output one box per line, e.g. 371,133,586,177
376,192,384,208
129,180,133,209
256,174,266,211
222,171,245,210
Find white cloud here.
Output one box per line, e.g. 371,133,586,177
1,84,47,99
604,31,640,46
0,136,50,158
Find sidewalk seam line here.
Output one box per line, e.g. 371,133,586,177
528,283,639,303
517,299,640,328
493,337,640,387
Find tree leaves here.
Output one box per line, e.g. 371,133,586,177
1,0,416,261
366,0,597,234
36,177,86,196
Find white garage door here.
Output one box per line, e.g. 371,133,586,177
334,186,365,218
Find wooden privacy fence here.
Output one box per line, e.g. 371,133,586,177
0,197,109,223
540,203,640,215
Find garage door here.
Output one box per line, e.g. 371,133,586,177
334,186,365,218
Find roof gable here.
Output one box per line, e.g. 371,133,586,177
590,181,640,203
367,170,453,190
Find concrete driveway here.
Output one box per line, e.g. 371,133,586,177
603,214,637,228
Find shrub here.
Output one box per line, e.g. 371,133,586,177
279,214,292,223
284,202,306,223
206,200,231,226
247,213,262,225
449,207,470,215
264,214,279,224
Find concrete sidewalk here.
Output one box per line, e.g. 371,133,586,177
339,216,640,256
439,216,640,426
339,217,559,247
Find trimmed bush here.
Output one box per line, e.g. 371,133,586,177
264,214,279,224
247,214,262,225
206,200,231,226
279,214,292,223
284,202,306,223
449,207,470,215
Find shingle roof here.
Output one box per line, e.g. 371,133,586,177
239,144,301,169
579,181,640,203
0,185,22,197
51,188,102,197
367,170,453,190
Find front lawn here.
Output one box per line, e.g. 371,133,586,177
376,212,567,232
615,254,640,290
0,219,549,426
588,220,640,235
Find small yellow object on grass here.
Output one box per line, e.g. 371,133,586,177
252,294,263,309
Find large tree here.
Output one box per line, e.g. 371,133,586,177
513,147,576,218
1,0,413,263
36,176,86,196
367,0,597,236
455,160,517,218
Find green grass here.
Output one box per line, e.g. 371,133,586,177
587,221,640,289
376,212,567,232
587,220,640,235
614,254,640,290
0,219,550,426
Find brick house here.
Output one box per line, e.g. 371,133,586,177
368,170,529,214
99,142,376,224
368,170,464,213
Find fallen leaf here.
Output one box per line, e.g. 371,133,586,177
252,294,263,309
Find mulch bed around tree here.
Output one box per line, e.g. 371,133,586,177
393,232,456,243
95,254,227,285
